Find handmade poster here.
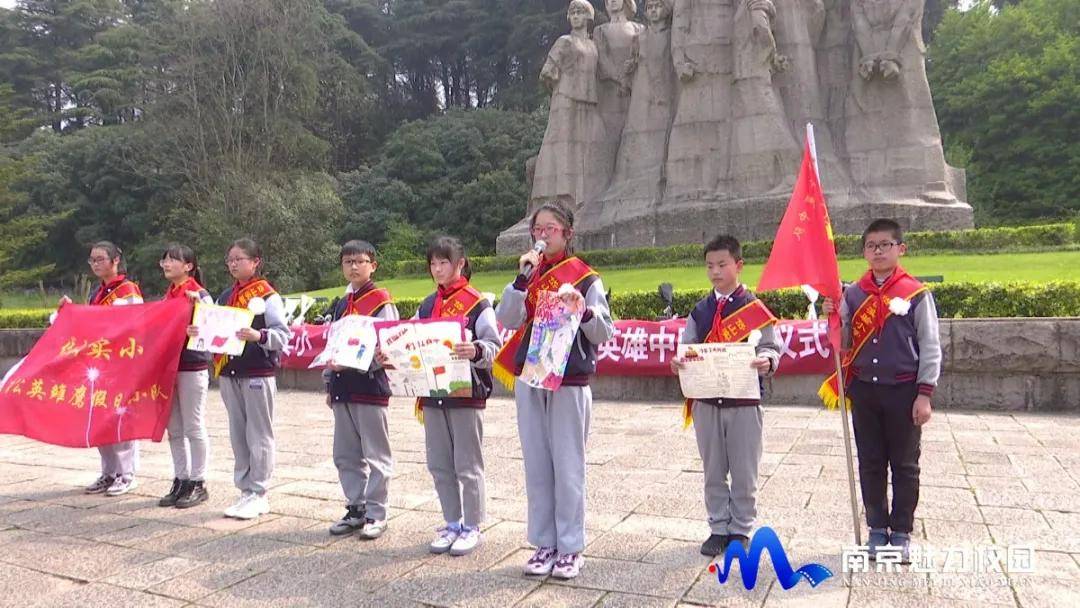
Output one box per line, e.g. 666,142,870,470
676,342,761,400
187,303,254,356
375,318,472,398
308,315,377,371
520,286,584,391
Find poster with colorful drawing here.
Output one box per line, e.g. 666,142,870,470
520,286,584,391
375,318,472,398
308,314,378,371
187,303,254,356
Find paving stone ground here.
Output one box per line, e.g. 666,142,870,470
1,390,1078,607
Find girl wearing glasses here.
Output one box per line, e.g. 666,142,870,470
494,202,614,579
191,238,288,520
62,241,144,497
157,245,214,510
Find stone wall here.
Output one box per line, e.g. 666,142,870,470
4,319,1078,411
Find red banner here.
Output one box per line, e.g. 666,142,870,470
282,319,833,377
0,300,191,447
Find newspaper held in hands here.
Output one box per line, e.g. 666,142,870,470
309,314,378,371
676,342,761,400
375,318,473,398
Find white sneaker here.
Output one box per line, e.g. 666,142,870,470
224,492,250,518
105,476,137,497
551,552,584,579
523,546,558,576
231,493,270,520
429,524,460,554
358,518,387,540
449,527,481,556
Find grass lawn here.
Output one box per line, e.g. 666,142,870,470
301,250,1079,300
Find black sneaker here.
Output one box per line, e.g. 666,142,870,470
175,480,208,509
328,506,366,536
725,534,750,552
700,534,729,556
158,478,186,507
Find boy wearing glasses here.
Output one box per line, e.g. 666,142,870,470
823,218,942,561
324,240,399,540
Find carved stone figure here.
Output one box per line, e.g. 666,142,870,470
528,0,604,211
593,0,645,194
605,0,676,202
728,0,801,195
665,0,737,199
497,0,973,254
844,0,958,204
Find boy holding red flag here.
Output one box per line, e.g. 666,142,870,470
672,235,780,557
822,219,941,560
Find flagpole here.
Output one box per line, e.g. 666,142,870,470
806,123,862,547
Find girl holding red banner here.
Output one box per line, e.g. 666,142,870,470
201,238,289,520
325,240,398,540
158,245,214,509
494,202,614,579
60,241,144,497
412,236,502,556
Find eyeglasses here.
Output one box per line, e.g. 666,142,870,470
341,258,373,267
863,241,899,253
224,256,253,265
87,257,111,266
531,224,564,237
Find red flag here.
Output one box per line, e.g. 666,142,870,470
757,138,842,349
0,299,190,447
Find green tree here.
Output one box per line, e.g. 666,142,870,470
929,0,1080,222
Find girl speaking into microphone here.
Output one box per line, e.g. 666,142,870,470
494,202,613,580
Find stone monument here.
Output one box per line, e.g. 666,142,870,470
496,0,972,254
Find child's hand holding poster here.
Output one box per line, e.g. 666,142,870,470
676,342,761,400
375,318,473,398
188,303,254,356
520,284,584,391
309,315,377,371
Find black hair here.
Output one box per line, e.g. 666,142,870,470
339,239,377,262
90,240,126,273
161,243,203,285
703,234,742,261
530,201,576,254
426,235,472,280
862,218,903,246
226,238,263,273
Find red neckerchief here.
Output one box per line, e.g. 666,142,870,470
166,277,203,300
856,266,915,335
91,275,128,305
433,276,470,318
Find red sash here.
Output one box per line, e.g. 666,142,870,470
165,277,204,300
91,276,142,306
415,281,484,422
213,278,277,377
818,268,927,409
345,284,393,318
682,295,777,428
492,256,597,390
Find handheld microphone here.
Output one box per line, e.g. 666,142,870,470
522,240,547,279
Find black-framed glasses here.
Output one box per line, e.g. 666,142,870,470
863,241,899,253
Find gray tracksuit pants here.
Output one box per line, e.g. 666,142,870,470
424,406,485,528
219,376,276,496
692,401,764,536
167,370,210,481
333,402,393,520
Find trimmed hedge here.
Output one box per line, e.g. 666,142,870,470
0,309,52,329
383,222,1080,277
6,280,1077,329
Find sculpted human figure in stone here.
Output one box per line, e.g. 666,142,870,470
529,0,604,211
605,0,676,202
845,0,955,202
729,0,801,195
593,0,645,195
665,0,736,199
772,0,852,188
